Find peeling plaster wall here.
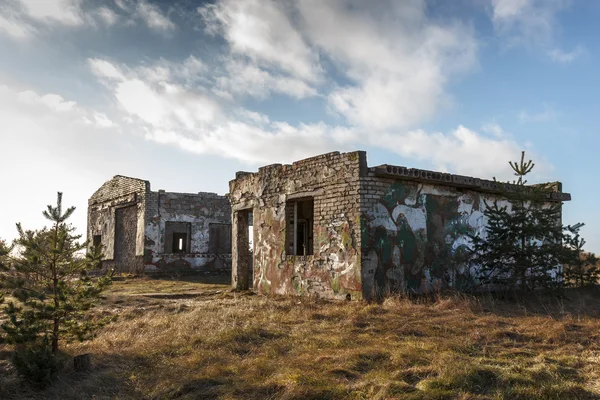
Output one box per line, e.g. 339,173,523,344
360,175,521,299
229,151,366,300
144,191,232,272
87,176,148,273
230,151,567,300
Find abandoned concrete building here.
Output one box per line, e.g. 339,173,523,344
229,151,571,301
87,175,232,274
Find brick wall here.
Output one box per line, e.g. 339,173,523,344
87,176,148,273
229,151,366,300
230,150,568,301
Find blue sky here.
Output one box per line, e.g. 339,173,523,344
0,0,599,253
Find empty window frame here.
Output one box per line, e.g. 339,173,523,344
164,222,191,254
286,198,314,256
208,223,232,254
172,232,188,253
92,234,102,248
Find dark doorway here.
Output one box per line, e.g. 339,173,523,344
233,210,253,290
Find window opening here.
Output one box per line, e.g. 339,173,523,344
164,222,191,253
286,198,314,256
172,232,187,253
92,234,102,248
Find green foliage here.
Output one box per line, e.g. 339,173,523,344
563,225,599,287
11,337,65,388
0,192,113,359
0,239,11,304
0,239,10,268
469,152,582,290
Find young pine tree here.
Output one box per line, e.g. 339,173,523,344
469,152,574,290
562,224,599,288
0,239,11,305
0,192,112,357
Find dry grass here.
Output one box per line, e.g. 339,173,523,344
2,276,600,399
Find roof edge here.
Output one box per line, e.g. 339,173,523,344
371,165,571,202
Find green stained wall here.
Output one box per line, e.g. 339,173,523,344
360,179,500,299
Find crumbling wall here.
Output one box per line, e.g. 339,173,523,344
359,165,570,299
144,191,232,272
359,176,498,298
87,176,148,273
229,151,366,300
230,150,571,300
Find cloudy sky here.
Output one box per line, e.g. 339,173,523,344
1,0,599,252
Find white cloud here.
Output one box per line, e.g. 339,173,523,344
481,123,507,138
378,125,550,180
547,45,586,64
5,85,118,131
144,121,344,165
0,0,176,39
199,0,322,83
90,55,209,90
299,1,476,130
490,0,583,63
490,0,566,46
94,7,119,26
82,2,546,179
87,55,540,180
18,0,83,25
90,112,115,128
136,0,175,32
215,58,318,99
492,0,531,19
518,104,557,122
236,109,270,125
0,12,33,38
199,0,477,130
90,59,220,132
135,56,208,86
0,83,122,243
16,90,76,113
0,0,122,39
88,57,342,163
88,58,126,81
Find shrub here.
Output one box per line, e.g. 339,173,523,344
12,339,65,388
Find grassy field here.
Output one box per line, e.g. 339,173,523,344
1,276,600,399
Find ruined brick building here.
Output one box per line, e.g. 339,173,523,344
87,176,231,274
228,151,570,301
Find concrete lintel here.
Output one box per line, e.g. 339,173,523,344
287,188,325,200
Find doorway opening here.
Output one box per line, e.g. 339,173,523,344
234,209,254,290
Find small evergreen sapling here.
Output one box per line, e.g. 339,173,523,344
0,239,11,305
563,224,599,287
469,152,576,290
0,193,113,366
